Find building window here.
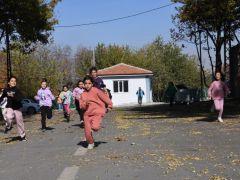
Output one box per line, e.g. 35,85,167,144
113,80,128,93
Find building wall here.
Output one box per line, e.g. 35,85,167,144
145,76,153,103
101,75,153,106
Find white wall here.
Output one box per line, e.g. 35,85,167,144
101,75,152,106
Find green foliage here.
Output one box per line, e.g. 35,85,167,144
75,37,200,101
0,0,61,50
11,45,72,97
138,37,200,101
6,38,200,101
75,47,93,78
172,0,240,71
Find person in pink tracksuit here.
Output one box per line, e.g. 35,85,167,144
0,76,27,141
60,85,72,122
208,71,230,122
72,80,84,125
80,76,112,150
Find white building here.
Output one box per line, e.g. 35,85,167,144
98,63,153,106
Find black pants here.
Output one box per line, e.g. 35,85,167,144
169,97,174,107
40,106,52,129
75,100,84,121
138,96,142,105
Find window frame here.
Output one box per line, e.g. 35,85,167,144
113,80,129,93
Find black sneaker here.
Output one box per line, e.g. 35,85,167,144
66,115,70,122
20,136,27,141
4,126,12,134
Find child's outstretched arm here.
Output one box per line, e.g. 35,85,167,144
79,94,88,110
49,90,55,100
34,90,40,101
223,83,230,96
208,82,214,98
98,90,113,110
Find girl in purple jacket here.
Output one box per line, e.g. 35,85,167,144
208,72,230,122
35,79,55,131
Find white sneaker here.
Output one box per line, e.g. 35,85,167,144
87,143,95,150
218,117,223,123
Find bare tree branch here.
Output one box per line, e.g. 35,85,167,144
234,32,240,44
0,30,4,42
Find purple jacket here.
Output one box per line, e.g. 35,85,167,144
93,76,104,89
35,87,55,107
72,87,84,100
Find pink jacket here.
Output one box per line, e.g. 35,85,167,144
72,87,84,100
80,87,113,116
208,80,229,100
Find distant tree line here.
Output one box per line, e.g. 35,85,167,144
0,36,202,101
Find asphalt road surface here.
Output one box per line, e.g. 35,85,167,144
0,101,240,180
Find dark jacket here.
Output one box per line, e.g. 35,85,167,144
94,77,104,89
0,86,23,110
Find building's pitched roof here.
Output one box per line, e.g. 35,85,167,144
98,63,153,76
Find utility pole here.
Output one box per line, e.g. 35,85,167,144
91,47,96,67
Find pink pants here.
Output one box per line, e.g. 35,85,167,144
63,104,71,115
213,99,224,118
5,108,25,138
84,114,103,144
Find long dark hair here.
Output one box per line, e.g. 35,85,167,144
76,79,83,87
89,67,97,74
83,75,94,83
215,71,225,81
8,75,17,83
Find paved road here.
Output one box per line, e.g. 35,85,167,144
0,102,240,180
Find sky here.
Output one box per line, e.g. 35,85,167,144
53,0,197,58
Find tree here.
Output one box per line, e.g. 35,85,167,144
0,0,61,79
74,37,200,102
140,37,200,101
75,47,93,78
11,45,73,97
172,0,240,72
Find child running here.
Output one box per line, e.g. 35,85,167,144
89,67,104,89
208,71,230,122
80,76,112,150
73,80,84,125
60,85,72,122
35,78,55,131
0,88,8,127
0,76,27,141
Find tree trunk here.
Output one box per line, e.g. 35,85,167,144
6,30,12,79
215,31,222,72
206,34,214,79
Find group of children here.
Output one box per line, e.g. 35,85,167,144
0,67,113,149
0,69,230,149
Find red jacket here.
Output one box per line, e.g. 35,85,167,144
80,87,113,116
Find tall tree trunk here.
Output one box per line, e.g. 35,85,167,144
223,27,227,74
206,34,214,79
215,31,222,72
6,30,12,79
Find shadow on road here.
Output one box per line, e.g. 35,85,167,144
72,123,84,129
120,99,240,121
77,141,107,148
5,136,21,143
